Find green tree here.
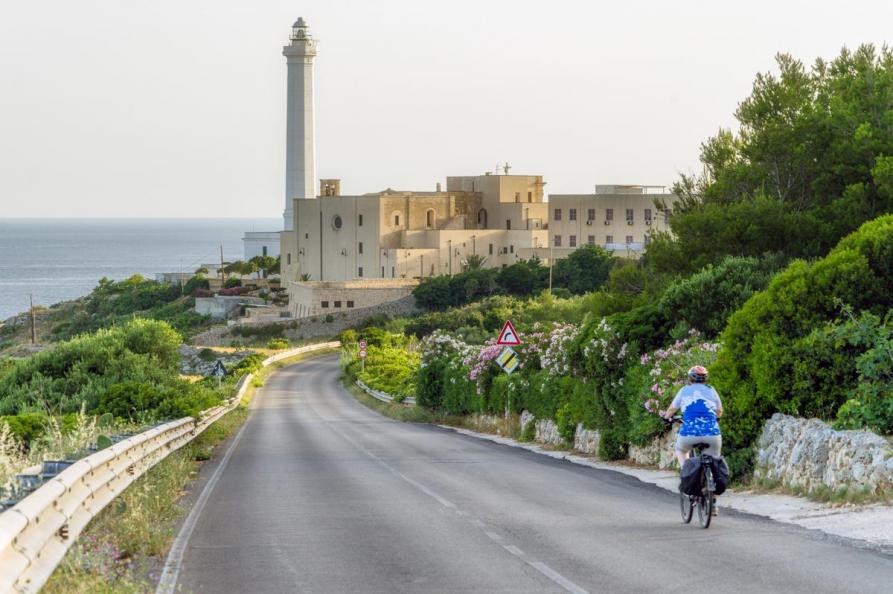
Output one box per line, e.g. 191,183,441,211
462,254,487,271
650,45,893,274
551,245,615,295
249,255,278,278
496,258,548,297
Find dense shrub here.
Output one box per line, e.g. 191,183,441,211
656,255,786,337
551,246,615,295
713,215,893,475
0,319,196,417
52,275,209,339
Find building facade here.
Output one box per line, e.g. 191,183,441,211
280,174,549,282
543,185,675,260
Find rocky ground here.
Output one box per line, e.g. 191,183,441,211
177,345,257,377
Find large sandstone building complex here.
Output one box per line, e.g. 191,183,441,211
247,18,677,317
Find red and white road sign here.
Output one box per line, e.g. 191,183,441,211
358,339,368,349
496,320,521,346
359,349,367,359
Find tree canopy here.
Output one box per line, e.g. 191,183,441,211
649,45,893,274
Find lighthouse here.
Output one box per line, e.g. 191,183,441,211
282,17,318,231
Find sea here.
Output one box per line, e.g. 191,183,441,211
0,218,280,320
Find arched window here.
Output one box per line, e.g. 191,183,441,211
477,209,488,228
391,211,401,227
426,209,436,229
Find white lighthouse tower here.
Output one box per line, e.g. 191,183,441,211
242,18,317,259
282,17,318,231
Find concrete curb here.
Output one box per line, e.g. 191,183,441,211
439,424,893,550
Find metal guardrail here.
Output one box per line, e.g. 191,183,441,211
355,379,416,406
0,341,339,594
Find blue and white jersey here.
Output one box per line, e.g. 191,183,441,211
671,384,722,437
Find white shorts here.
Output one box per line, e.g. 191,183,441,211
675,434,722,457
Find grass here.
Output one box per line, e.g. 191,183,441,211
751,473,890,505
40,346,338,594
42,406,248,594
343,379,435,423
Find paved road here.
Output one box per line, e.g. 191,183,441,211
174,354,893,593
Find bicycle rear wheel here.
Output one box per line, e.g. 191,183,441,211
680,491,693,523
697,469,714,529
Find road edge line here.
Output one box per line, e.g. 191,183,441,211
154,413,252,594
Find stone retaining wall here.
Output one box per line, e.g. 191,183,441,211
192,295,419,346
754,413,893,494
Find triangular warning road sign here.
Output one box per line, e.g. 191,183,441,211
496,320,521,346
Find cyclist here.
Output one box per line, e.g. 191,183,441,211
662,365,723,472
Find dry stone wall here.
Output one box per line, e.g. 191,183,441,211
755,413,893,494
192,295,418,346
628,425,679,469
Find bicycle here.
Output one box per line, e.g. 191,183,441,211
666,417,715,529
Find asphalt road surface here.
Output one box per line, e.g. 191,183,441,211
172,354,893,593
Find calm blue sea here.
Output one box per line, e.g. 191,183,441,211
0,218,279,320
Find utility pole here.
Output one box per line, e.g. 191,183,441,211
548,241,554,295
219,244,224,285
29,294,37,344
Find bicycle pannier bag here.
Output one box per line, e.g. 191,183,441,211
679,457,702,496
710,456,731,496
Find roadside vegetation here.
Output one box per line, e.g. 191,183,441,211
33,346,336,593
341,44,893,483
41,404,249,594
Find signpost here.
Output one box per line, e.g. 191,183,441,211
495,320,522,417
496,320,521,346
211,359,227,388
495,347,520,374
358,340,367,372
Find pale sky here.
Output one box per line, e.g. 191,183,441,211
1,0,891,218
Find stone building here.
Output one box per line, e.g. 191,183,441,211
280,172,550,316
543,185,676,260
256,18,680,317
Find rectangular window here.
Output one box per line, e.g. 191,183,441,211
527,191,532,202
287,253,291,265
626,208,634,222
321,301,329,309
554,208,562,221
644,208,652,222
391,266,395,277
358,214,364,226
489,243,494,255
506,219,511,230
587,208,596,221
514,192,520,203
626,235,633,244
358,267,363,277
347,300,355,308
569,208,577,221
569,235,577,247
334,300,342,308
509,245,514,253
262,246,268,256
587,235,595,245
606,235,613,244
606,208,614,221
554,235,562,247
381,266,385,277
358,242,363,254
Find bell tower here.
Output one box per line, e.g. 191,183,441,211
282,17,318,231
